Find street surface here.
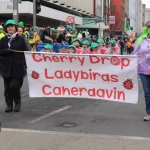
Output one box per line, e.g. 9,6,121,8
0,76,150,150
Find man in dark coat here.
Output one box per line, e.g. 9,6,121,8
0,19,28,112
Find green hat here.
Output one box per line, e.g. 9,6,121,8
44,44,53,50
72,29,77,33
0,25,4,30
18,21,24,28
82,31,86,34
91,42,98,48
82,40,90,46
66,25,72,30
33,29,38,33
109,40,116,45
52,28,56,33
71,38,80,43
97,38,104,44
68,45,76,50
6,19,16,26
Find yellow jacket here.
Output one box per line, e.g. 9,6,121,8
32,35,41,44
0,32,5,40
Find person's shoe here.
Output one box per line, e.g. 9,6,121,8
14,103,21,112
5,106,13,113
143,114,150,121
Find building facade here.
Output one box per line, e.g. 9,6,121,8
142,4,146,27
110,0,125,37
145,8,150,23
135,0,143,36
125,0,143,37
0,0,106,37
103,0,110,36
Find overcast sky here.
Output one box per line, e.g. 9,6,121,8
142,0,150,8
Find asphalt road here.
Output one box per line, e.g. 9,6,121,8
0,75,150,150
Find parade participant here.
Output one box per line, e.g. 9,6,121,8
97,38,108,54
18,26,31,89
89,42,99,54
18,26,31,51
67,45,76,53
32,29,41,51
24,24,30,39
71,38,82,54
55,34,69,53
0,19,28,112
80,40,90,54
132,21,150,121
108,40,119,55
0,25,5,75
41,27,54,43
51,28,58,43
42,44,54,53
0,26,5,40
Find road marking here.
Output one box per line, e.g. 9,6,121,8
28,105,71,124
21,92,29,98
2,128,150,141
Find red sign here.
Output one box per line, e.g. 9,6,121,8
109,16,115,24
66,16,74,24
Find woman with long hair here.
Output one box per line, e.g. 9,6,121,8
132,21,150,121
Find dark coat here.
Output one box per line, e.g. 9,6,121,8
0,34,28,78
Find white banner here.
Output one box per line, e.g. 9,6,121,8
25,52,138,104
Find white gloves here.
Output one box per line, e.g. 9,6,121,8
146,54,150,59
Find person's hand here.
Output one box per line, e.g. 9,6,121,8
146,54,150,59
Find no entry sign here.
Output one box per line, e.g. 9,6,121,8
66,16,74,24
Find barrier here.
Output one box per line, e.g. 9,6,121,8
54,43,69,53
36,43,54,52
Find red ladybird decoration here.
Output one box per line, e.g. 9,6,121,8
31,71,39,79
123,79,133,90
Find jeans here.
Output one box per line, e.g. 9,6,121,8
140,74,150,114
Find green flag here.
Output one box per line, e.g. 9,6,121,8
126,20,130,31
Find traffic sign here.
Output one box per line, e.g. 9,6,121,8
66,16,74,24
109,16,115,24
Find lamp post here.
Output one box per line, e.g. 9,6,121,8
13,0,18,24
33,0,36,27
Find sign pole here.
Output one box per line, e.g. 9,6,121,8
13,0,18,24
33,0,36,27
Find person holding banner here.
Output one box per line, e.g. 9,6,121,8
0,19,28,113
132,21,150,121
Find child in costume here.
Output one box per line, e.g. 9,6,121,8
42,44,54,53
32,29,41,51
89,43,99,54
67,45,76,54
80,40,90,54
71,38,82,54
108,40,119,55
97,38,108,54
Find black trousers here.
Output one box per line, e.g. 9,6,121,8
3,77,23,107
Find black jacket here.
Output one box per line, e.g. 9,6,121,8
0,34,28,78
